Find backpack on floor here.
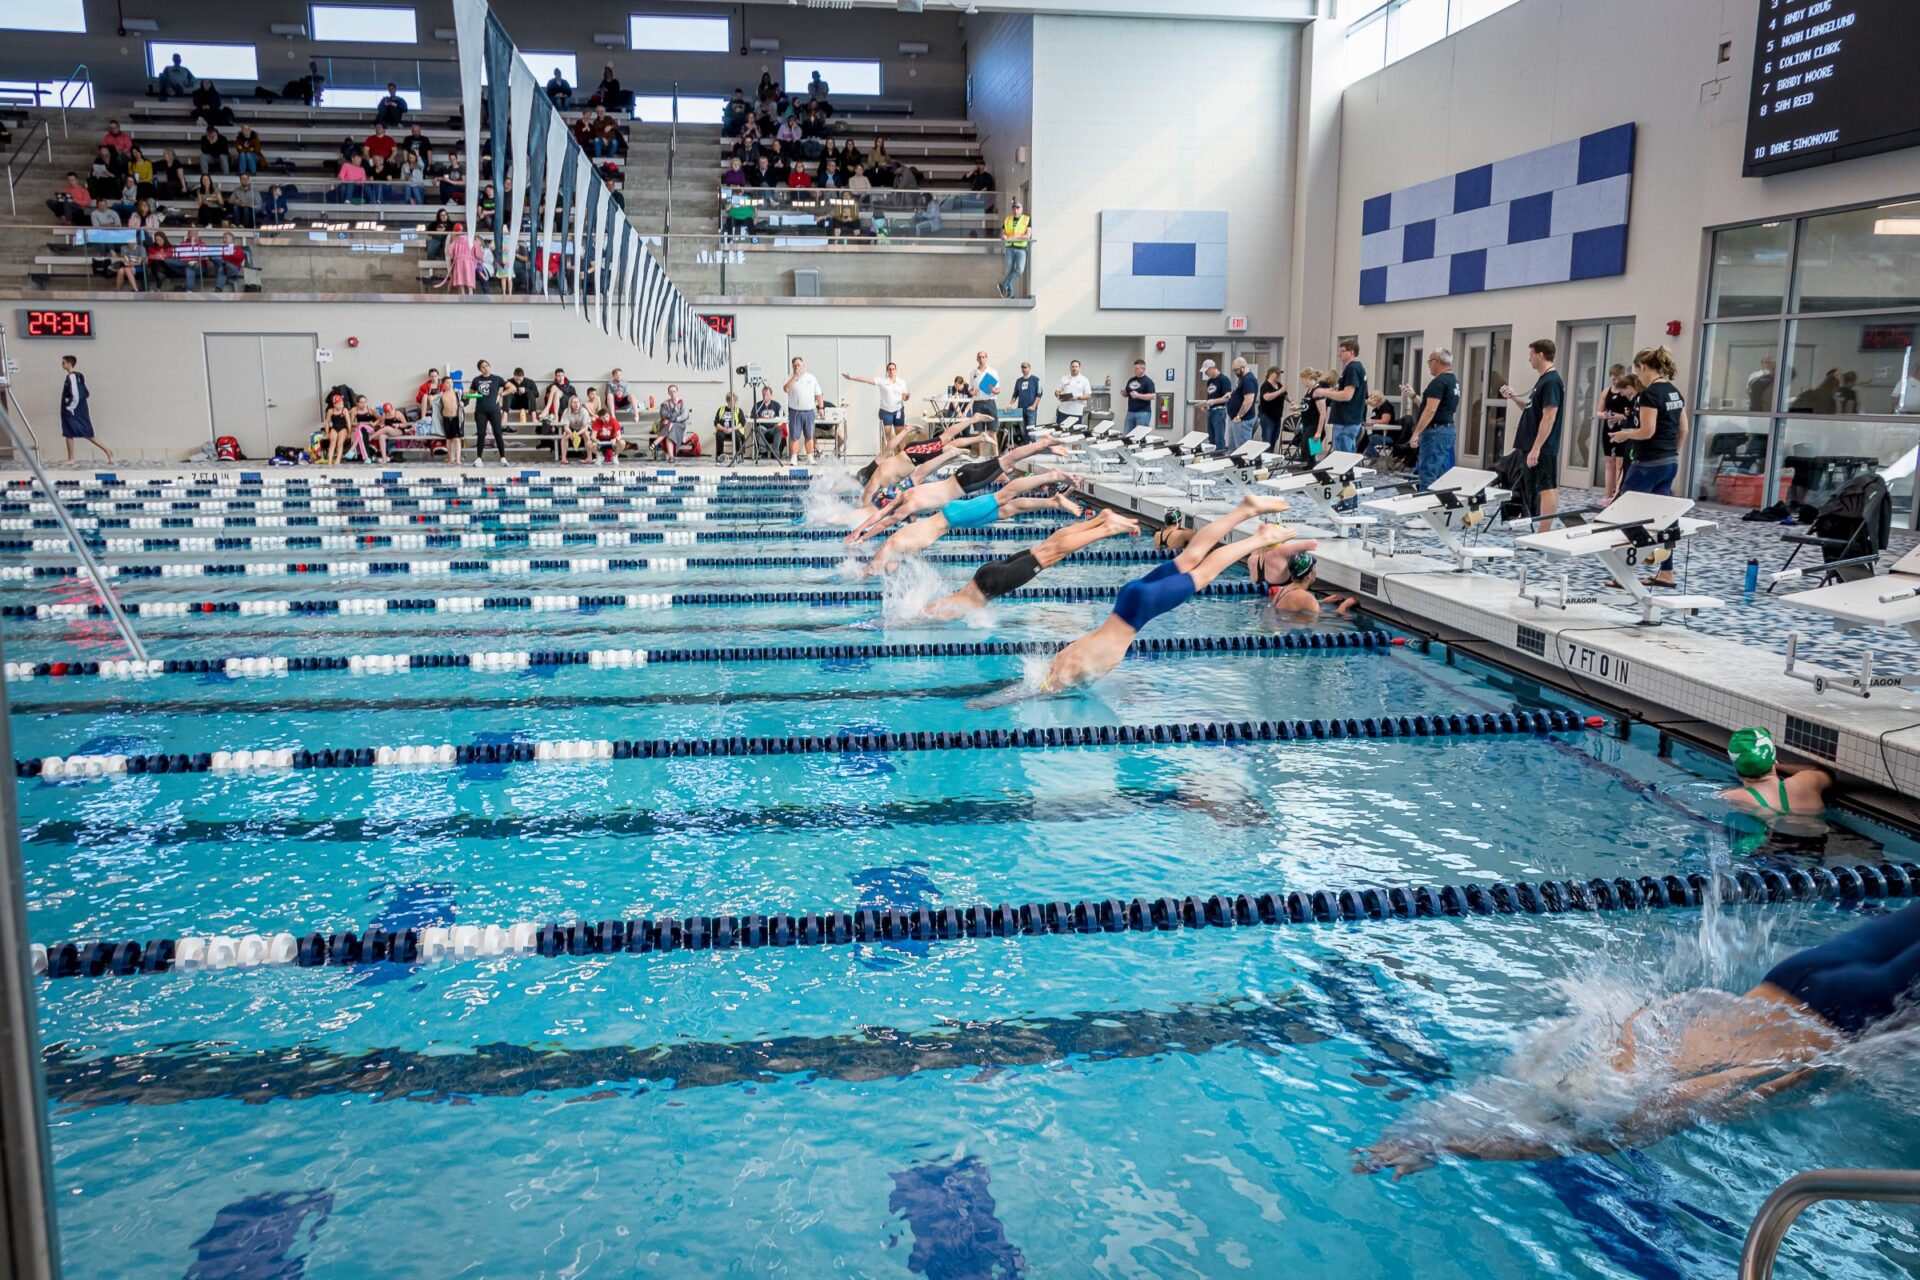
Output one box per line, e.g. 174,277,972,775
215,435,242,461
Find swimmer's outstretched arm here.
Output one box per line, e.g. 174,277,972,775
846,496,923,546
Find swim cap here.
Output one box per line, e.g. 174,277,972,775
1728,727,1776,778
1288,552,1316,582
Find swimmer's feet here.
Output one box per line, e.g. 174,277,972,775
1100,511,1142,535
1247,523,1302,548
1238,494,1293,517
1050,493,1084,516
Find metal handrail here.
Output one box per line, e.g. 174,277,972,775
3,119,51,217
0,398,146,663
1740,1169,1920,1280
55,65,90,138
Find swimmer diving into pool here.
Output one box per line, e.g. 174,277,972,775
970,496,1314,706
862,469,1084,577
1357,900,1920,1178
918,509,1143,620
846,437,1070,541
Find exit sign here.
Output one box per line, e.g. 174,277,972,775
1226,316,1248,332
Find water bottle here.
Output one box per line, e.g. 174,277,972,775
1744,557,1759,593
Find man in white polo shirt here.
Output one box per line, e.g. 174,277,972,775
1054,359,1092,428
782,355,824,462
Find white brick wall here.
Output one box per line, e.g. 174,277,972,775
1028,15,1299,339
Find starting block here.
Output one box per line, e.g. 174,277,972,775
1780,544,1920,697
1256,452,1378,538
1182,438,1280,500
1359,466,1512,571
1514,492,1720,624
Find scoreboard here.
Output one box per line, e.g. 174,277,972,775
1744,0,1920,176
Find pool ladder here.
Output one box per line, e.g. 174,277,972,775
1740,1168,1920,1279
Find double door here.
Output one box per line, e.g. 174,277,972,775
204,334,320,458
786,335,892,456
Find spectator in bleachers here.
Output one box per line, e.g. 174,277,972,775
540,370,580,424
835,138,862,171
593,65,627,111
46,173,92,225
111,238,145,291
176,229,214,291
545,68,573,111
590,110,623,158
867,138,896,188
656,386,692,459
127,147,154,194
229,175,258,227
443,229,482,294
364,124,398,164
846,163,871,193
505,368,535,424
146,231,179,286
87,149,121,201
477,183,497,229
191,81,233,128
259,184,289,225
438,155,465,205
722,157,747,188
424,208,452,259
111,174,140,218
399,153,425,204
102,120,134,159
776,115,802,148
400,124,431,161
910,193,941,235
156,53,195,100
895,163,919,191
156,149,187,199
999,198,1029,299
969,160,996,193
193,175,228,227
213,232,248,292
723,89,751,137
88,200,123,231
786,163,813,192
363,151,397,202
336,150,367,204
233,124,264,176
414,368,443,417
199,126,233,176
807,70,830,103
127,198,160,233
800,104,828,146
375,83,408,127
750,155,775,190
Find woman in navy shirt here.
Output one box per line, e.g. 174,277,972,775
1609,345,1690,586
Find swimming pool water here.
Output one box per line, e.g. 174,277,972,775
8,478,1920,1280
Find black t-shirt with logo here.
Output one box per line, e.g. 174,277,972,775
1515,369,1564,454
1633,380,1686,462
1332,359,1368,426
1421,372,1459,427
469,373,504,408
1125,374,1155,415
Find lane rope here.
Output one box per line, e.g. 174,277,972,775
1,578,1261,624
15,703,1569,777
4,548,1176,582
33,861,1915,979
0,522,1074,556
8,630,1395,683
3,505,814,534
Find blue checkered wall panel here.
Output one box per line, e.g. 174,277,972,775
1100,210,1228,310
1359,123,1634,306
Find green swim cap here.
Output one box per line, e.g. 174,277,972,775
1289,552,1317,581
1728,727,1777,778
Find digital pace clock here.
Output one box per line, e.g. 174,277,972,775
698,312,737,340
19,309,95,339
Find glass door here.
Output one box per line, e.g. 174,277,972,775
1458,328,1511,463
1378,333,1424,415
1563,319,1637,489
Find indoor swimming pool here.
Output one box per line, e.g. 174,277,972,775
7,470,1920,1280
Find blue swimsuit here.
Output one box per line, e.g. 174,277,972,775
1765,901,1920,1034
942,491,1002,529
1111,559,1197,632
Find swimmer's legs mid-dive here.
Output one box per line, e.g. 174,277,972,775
926,509,1141,619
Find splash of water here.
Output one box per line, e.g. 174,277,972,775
880,557,953,626
803,467,865,528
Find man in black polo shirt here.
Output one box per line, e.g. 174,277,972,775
1312,339,1368,454
1123,359,1156,432
1502,338,1565,523
1226,357,1259,449
467,359,508,463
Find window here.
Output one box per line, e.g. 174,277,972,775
631,94,726,125
1385,0,1447,62
628,13,729,53
1706,221,1791,319
1345,0,1526,82
1697,320,1783,413
309,5,418,43
0,78,93,108
783,59,882,97
321,87,422,110
0,0,84,32
1792,200,1920,314
147,42,260,83
1344,11,1387,82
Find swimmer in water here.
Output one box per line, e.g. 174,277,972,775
1719,726,1832,819
919,509,1143,620
863,470,1085,577
846,438,1070,543
971,496,1313,706
1358,901,1920,1177
1259,550,1356,617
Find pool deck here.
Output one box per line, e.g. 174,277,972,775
1035,459,1920,816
